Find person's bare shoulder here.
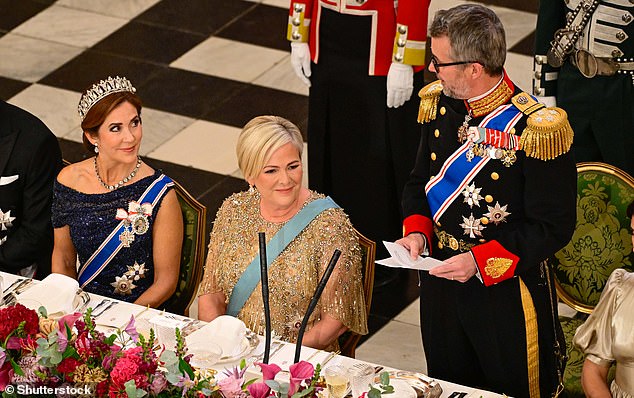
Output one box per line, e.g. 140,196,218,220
56,158,94,190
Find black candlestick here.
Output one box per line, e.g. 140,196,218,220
294,249,341,363
259,232,272,363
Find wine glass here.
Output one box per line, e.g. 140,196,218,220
324,365,350,398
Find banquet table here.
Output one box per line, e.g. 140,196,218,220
0,272,506,398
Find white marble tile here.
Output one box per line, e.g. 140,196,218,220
505,53,533,93
138,108,196,156
253,55,310,96
8,84,81,139
357,320,426,374
13,5,128,48
56,0,160,19
393,298,420,326
171,37,288,84
147,120,241,175
490,7,537,49
0,34,82,83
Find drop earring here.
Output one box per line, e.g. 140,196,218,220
94,142,99,154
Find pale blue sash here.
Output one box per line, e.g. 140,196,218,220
226,196,339,317
78,174,174,288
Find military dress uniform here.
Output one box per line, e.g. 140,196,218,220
534,0,634,177
287,0,430,252
402,74,577,398
0,100,62,277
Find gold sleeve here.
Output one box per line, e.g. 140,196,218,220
198,199,233,297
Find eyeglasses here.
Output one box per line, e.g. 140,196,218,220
430,55,478,70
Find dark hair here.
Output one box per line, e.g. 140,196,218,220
627,200,634,219
80,91,142,153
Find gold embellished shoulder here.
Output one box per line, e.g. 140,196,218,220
417,80,443,124
512,93,574,161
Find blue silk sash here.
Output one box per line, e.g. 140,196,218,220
78,174,174,288
425,103,523,223
226,196,339,317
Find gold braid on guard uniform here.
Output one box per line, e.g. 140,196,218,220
512,93,574,161
417,80,443,123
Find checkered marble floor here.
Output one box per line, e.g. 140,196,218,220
1,0,539,373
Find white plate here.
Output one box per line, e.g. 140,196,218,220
216,336,255,363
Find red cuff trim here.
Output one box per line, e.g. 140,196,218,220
471,240,519,287
403,215,432,250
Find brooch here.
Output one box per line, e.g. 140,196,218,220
111,262,147,296
116,201,153,247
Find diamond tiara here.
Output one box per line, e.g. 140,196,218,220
78,76,136,121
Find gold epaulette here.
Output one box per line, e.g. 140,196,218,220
512,93,574,161
417,80,443,124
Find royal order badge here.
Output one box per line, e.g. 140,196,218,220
115,201,153,247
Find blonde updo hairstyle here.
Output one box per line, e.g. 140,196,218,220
237,115,304,183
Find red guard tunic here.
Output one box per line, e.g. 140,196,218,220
287,0,429,75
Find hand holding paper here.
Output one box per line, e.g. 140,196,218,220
376,241,444,271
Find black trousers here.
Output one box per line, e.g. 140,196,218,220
419,270,561,398
307,9,424,254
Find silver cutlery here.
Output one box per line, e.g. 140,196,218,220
2,278,25,295
320,349,341,367
93,300,117,317
2,279,34,306
90,299,111,316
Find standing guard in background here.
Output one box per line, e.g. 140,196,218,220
287,0,430,257
534,0,633,177
398,5,577,397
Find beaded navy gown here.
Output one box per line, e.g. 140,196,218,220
52,170,174,302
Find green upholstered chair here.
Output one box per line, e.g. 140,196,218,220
339,228,376,358
551,162,634,397
164,180,207,316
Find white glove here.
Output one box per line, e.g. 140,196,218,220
290,42,311,86
386,62,414,108
536,95,557,108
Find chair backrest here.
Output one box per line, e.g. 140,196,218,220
551,162,634,314
165,180,207,316
339,227,376,358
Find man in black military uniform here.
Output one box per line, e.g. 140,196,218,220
0,100,62,278
396,5,577,398
534,0,633,177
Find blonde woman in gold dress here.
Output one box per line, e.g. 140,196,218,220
197,115,367,351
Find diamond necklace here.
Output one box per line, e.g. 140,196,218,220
94,156,142,191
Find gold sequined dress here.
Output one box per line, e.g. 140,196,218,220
199,189,368,350
574,269,634,398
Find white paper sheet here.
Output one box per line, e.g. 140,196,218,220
376,241,444,271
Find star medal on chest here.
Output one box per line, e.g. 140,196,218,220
0,208,16,232
116,201,153,247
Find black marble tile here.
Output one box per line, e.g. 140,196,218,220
136,68,245,120
197,176,249,236
92,21,206,66
40,49,164,93
204,84,309,133
0,76,30,101
137,0,255,36
0,0,50,31
218,3,290,52
509,31,536,57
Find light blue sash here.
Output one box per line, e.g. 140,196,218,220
425,103,524,223
78,174,174,288
226,196,339,317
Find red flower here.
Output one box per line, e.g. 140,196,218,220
57,357,81,375
0,304,39,341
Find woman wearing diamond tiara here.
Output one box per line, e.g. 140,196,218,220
197,115,367,351
51,76,182,307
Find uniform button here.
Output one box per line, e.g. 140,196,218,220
430,175,435,179
491,172,499,180
439,107,446,115
509,128,516,135
616,31,626,41
434,129,440,138
479,239,486,243
436,221,441,227
398,25,407,34
485,195,493,203
481,217,489,225
431,152,437,161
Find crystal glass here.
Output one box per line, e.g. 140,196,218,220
349,364,375,398
324,365,350,398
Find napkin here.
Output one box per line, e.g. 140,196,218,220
186,315,246,358
17,273,79,315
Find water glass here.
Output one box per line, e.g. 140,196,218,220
324,365,350,398
349,364,375,398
